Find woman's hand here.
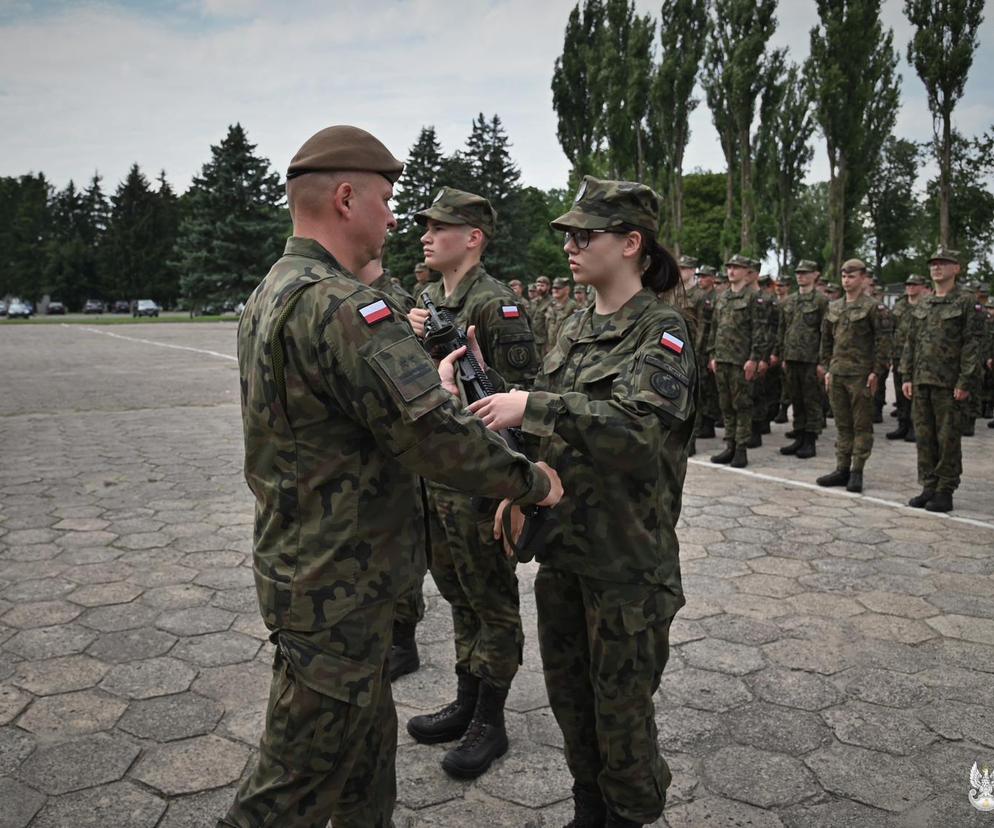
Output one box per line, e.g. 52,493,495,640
438,346,466,396
468,390,528,431
407,308,429,338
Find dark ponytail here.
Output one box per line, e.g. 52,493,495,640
619,223,680,293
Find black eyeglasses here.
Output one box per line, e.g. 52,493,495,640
562,228,626,249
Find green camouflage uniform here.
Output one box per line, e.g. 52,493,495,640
776,288,829,434
755,289,781,424
544,297,578,356
531,293,553,354
707,279,770,447
873,300,895,418
821,294,888,472
900,283,984,493
223,236,550,828
890,294,914,427
418,262,539,691
686,282,719,426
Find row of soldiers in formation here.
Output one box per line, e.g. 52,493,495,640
678,249,993,511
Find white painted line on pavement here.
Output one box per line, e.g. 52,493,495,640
688,458,994,532
67,324,237,362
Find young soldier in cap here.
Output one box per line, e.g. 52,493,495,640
754,273,782,440
688,264,719,447
773,260,829,458
220,125,561,828
573,282,589,308
886,273,928,442
901,247,984,512
508,277,531,313
413,260,435,293
545,276,578,354
772,273,793,423
531,275,553,353
405,187,540,779
867,278,895,425
468,174,694,828
708,254,770,467
528,282,540,302
817,259,888,493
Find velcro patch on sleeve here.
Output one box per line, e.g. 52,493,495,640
660,331,685,354
359,299,392,326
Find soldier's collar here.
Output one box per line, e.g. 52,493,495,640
439,263,485,309
284,236,349,274
570,288,658,342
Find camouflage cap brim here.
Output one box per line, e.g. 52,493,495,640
549,208,617,232
414,205,469,227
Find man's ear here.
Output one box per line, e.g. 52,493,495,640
332,181,355,219
467,227,486,251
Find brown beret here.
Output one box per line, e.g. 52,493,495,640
287,125,404,184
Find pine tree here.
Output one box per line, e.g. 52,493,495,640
865,137,921,277
807,0,901,276
905,0,985,248
101,164,161,302
172,123,286,312
0,173,51,301
43,180,103,309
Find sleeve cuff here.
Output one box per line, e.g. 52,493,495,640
512,462,551,506
522,390,562,438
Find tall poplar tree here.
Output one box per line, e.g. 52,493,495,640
807,0,900,276
905,0,985,248
701,37,740,259
865,137,920,276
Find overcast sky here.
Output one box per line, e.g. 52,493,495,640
1,0,992,196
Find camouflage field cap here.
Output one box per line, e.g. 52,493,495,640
696,265,717,278
715,269,729,282
416,187,497,237
905,273,927,286
414,261,429,272
841,258,867,274
977,282,990,294
287,125,404,183
725,253,759,270
679,254,699,268
794,259,819,273
825,282,842,293
758,273,772,285
774,273,791,285
927,246,960,264
551,175,661,234
536,275,551,285
552,277,571,288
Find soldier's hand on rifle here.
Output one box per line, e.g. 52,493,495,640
468,390,528,431
866,372,878,395
953,387,970,402
464,324,486,371
407,307,429,337
438,346,467,396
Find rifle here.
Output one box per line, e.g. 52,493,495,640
422,295,551,562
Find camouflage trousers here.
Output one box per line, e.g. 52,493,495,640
693,357,719,430
535,566,675,824
393,578,425,628
784,362,825,434
427,487,523,690
892,368,910,423
874,367,890,414
828,374,874,471
219,603,397,828
715,362,755,446
912,384,965,493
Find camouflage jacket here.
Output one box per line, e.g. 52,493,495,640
370,271,416,314
707,286,771,364
544,298,578,354
419,264,539,386
238,237,550,638
685,284,716,358
891,296,912,358
509,289,695,608
820,294,888,377
776,289,829,363
899,285,984,389
530,294,552,349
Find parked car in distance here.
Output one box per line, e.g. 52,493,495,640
112,300,131,314
7,301,32,319
0,301,7,316
46,302,67,315
83,299,104,314
133,299,160,318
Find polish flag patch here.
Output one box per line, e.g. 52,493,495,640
660,331,685,354
500,305,520,319
359,299,391,325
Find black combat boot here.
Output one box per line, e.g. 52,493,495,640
904,422,917,442
389,622,420,682
441,681,508,779
562,782,606,828
774,403,789,424
846,470,863,493
605,810,642,827
780,434,804,455
688,439,697,457
795,432,817,459
785,428,800,439
746,422,763,448
696,417,716,439
816,467,850,487
711,443,736,464
925,491,954,512
730,445,748,468
908,488,935,508
963,418,976,437
760,419,772,435
873,405,883,424
886,420,909,440
984,401,994,419
407,672,479,744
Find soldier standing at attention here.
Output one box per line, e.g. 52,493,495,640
886,274,928,442
468,175,695,828
901,247,984,512
753,273,781,442
708,254,769,468
772,274,793,423
531,274,553,354
691,264,719,448
869,279,894,424
773,260,829,459
545,276,578,354
509,277,530,313
404,187,541,779
528,282,540,302
220,126,562,828
573,282,589,308
817,258,887,494
413,260,434,293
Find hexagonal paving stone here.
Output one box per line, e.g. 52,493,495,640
56,530,119,548
192,661,272,707
657,667,752,713
762,638,850,675
78,601,160,632
17,732,141,795
132,734,250,796
745,668,841,712
780,797,896,827
0,725,37,775
5,624,97,660
155,606,235,636
217,698,267,746
666,796,785,828
1,599,83,628
169,630,261,666
848,612,936,645
702,745,819,809
394,743,464,809
194,567,255,590
130,565,199,589
655,704,731,754
478,742,573,808
12,654,110,695
926,613,994,646
101,656,196,699
505,668,549,714
679,638,766,676
918,700,994,748
0,684,32,725
18,688,128,737
832,667,931,708
118,691,225,741
735,574,805,599
726,702,832,755
699,614,782,646
2,577,78,603
84,627,177,664
804,744,932,812
30,781,166,828
413,790,539,826
141,585,212,612
155,787,240,828
0,776,46,828
114,531,171,550
67,581,144,607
